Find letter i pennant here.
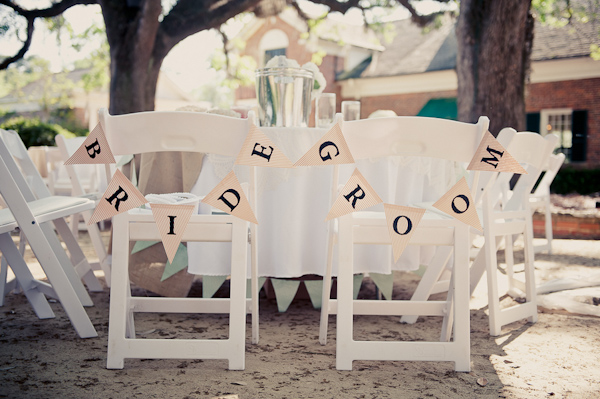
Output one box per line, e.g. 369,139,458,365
150,203,196,263
202,171,258,224
326,168,382,221
235,123,294,168
384,204,426,262
294,122,355,166
432,177,482,231
467,130,527,174
88,169,147,224
65,122,116,165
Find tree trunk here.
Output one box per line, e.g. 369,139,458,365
456,0,534,135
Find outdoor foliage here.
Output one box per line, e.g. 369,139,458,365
0,116,81,148
552,167,600,195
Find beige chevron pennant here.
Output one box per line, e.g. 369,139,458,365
383,204,426,262
202,171,258,224
294,122,355,166
88,169,147,224
432,177,482,231
150,203,196,263
325,168,383,221
65,122,116,165
234,123,294,168
467,130,527,174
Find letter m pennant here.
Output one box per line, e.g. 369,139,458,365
88,169,147,224
65,122,116,165
467,130,527,174
202,171,258,224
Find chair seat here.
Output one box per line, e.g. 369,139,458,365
0,196,95,228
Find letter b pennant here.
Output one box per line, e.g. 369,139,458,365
65,123,116,165
202,171,258,224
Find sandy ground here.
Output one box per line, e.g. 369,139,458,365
1,234,599,399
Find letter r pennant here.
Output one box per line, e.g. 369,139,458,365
202,171,258,224
65,122,116,165
88,169,147,224
325,168,382,221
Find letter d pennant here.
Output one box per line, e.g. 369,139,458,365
202,171,258,224
150,203,195,264
467,130,527,174
384,204,426,262
235,123,294,168
88,169,147,224
432,177,482,232
325,168,382,221
294,122,355,166
65,122,116,165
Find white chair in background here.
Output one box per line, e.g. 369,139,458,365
0,130,97,338
55,134,112,284
529,152,565,254
320,115,489,372
99,108,258,370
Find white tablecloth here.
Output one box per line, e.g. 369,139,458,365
187,127,462,278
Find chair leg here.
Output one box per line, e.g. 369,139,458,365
250,222,259,344
319,225,335,345
336,217,354,370
81,209,112,287
523,214,538,324
452,225,471,372
544,196,553,255
484,234,503,337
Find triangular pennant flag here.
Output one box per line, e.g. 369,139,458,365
201,171,258,224
160,243,188,281
304,280,324,309
294,122,355,166
325,168,383,221
234,123,294,168
88,169,147,224
383,204,426,262
150,203,195,264
467,130,527,174
271,278,301,313
369,273,394,301
65,123,116,165
432,177,483,231
202,275,228,298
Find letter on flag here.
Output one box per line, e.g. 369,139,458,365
383,204,426,262
432,177,482,231
150,203,196,264
325,168,383,221
467,130,527,174
235,123,294,168
88,169,147,224
65,122,116,165
294,122,355,166
202,171,258,224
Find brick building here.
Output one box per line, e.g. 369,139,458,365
235,9,600,169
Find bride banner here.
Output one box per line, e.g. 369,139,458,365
235,123,294,168
150,203,196,263
433,177,482,232
467,130,527,174
383,204,426,262
294,122,355,166
202,170,258,224
64,122,116,165
88,169,147,224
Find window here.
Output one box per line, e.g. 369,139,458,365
526,109,587,163
259,29,289,66
264,48,286,66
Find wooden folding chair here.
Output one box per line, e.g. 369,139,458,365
99,109,258,369
0,132,97,338
320,115,489,371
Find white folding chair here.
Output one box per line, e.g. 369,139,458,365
99,108,258,370
55,134,112,285
320,115,489,372
0,129,104,293
0,132,97,338
529,152,565,254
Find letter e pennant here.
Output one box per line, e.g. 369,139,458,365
467,130,527,174
151,203,195,264
235,123,294,168
432,177,482,231
88,169,147,224
326,168,382,221
202,171,258,224
65,123,116,165
384,204,426,262
294,122,355,166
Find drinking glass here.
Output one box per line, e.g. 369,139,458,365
342,100,361,121
316,93,336,128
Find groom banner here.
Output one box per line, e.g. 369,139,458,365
88,169,147,224
64,122,116,165
294,122,355,166
326,168,383,221
202,170,258,224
